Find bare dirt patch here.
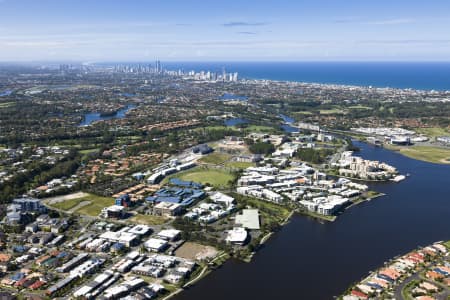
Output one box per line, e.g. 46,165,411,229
175,242,218,261
43,191,89,205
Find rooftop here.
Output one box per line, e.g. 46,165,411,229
235,209,260,230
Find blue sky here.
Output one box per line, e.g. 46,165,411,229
1,0,450,61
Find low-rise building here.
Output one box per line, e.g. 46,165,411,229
153,202,183,216
99,231,139,247
225,227,248,245
144,238,168,252
156,229,181,241
235,209,260,230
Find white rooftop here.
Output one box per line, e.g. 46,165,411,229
235,209,260,230
100,231,137,242
144,238,168,250
157,229,181,240
127,224,152,235
226,227,248,243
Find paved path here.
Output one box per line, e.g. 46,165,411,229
68,200,91,213
394,273,419,299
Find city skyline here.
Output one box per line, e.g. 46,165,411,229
1,0,450,61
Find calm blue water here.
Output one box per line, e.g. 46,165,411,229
281,124,299,133
279,114,295,123
279,114,299,133
176,142,450,300
0,90,12,97
219,93,248,101
121,93,136,97
162,62,450,91
79,104,135,126
224,118,248,126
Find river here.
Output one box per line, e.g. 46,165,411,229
79,104,136,126
175,141,450,300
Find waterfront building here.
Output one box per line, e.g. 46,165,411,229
225,227,248,245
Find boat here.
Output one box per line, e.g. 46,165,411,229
391,175,406,182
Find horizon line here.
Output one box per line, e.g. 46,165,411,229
2,59,450,64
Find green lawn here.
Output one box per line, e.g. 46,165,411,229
319,109,346,115
0,102,15,108
130,214,168,225
348,105,372,110
73,194,115,216
415,127,450,139
293,111,313,116
390,145,450,164
48,193,114,216
443,240,450,250
198,153,231,165
175,168,236,188
243,125,278,133
51,198,84,211
79,148,100,155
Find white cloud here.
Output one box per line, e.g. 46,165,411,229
334,17,415,25
365,18,415,25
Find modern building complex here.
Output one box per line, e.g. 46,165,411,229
337,151,398,180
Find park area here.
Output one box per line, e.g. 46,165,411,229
45,192,114,217
390,145,450,164
129,213,168,225
198,152,231,165
165,167,236,188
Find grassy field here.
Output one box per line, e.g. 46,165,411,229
443,240,450,250
48,193,115,216
79,148,100,155
0,102,15,108
319,109,346,115
173,167,236,188
70,194,114,216
388,145,450,164
348,105,372,110
129,213,167,225
51,198,84,211
198,153,231,165
415,127,450,139
243,125,278,133
293,111,313,116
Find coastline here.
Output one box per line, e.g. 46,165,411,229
162,61,450,91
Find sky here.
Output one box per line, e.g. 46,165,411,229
1,0,450,62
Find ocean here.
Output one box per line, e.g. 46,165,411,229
162,61,450,91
